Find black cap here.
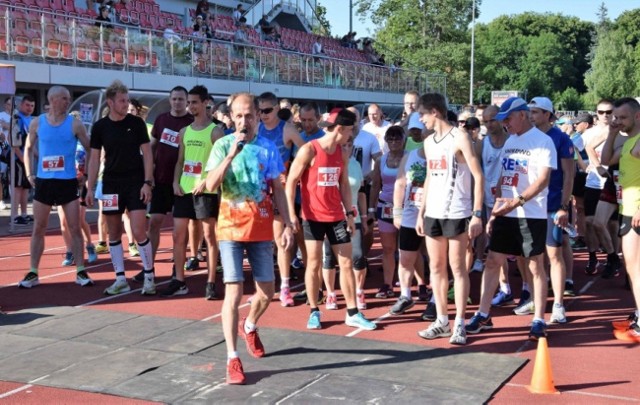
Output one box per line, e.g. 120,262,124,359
464,116,481,130
574,112,594,125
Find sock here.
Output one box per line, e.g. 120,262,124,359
137,239,154,270
30,267,38,275
227,351,239,362
244,319,256,334
532,317,545,324
566,278,574,284
109,240,125,273
430,294,436,304
356,288,363,295
437,315,448,325
280,277,290,289
310,307,319,314
402,287,412,299
454,316,464,328
500,282,511,295
522,282,530,292
553,302,563,308
347,307,358,317
76,265,85,273
143,268,155,281
478,311,489,318
589,251,597,261
115,271,126,282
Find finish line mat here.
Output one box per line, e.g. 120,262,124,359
0,307,526,403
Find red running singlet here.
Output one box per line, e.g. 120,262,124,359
300,140,346,222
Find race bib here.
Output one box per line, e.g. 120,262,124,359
408,186,423,207
183,160,202,177
613,170,623,205
381,202,393,219
501,173,519,188
159,128,180,148
42,155,64,172
317,167,340,186
101,194,119,211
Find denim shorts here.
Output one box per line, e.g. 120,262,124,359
219,240,274,283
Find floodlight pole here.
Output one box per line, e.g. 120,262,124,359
349,0,353,33
469,0,475,105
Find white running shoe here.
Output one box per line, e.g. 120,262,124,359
104,279,131,295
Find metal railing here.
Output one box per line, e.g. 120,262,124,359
0,5,446,95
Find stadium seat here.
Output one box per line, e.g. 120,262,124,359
46,38,61,58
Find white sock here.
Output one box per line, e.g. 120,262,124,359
500,282,511,295
280,277,290,289
437,315,448,325
478,311,489,318
227,351,239,362
553,301,563,308
356,288,363,294
430,294,436,304
109,240,125,273
137,239,154,271
402,287,412,299
454,316,464,328
244,319,256,334
533,317,545,324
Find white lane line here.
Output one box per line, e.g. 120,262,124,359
275,373,329,405
506,383,640,402
0,375,49,399
345,312,391,337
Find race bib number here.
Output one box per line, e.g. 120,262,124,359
428,156,448,171
613,170,622,204
42,155,64,172
409,186,423,207
381,202,394,219
501,173,519,188
318,167,340,186
183,160,202,177
101,194,119,211
159,128,180,148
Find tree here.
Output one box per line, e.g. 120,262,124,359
554,87,583,111
312,2,331,36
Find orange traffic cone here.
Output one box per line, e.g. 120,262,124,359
526,337,559,394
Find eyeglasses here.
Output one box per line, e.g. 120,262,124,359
259,107,274,115
597,110,613,115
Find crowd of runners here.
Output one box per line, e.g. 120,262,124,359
11,81,640,384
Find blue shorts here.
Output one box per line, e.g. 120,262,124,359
219,240,274,283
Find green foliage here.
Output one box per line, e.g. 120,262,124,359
312,2,331,36
553,87,583,111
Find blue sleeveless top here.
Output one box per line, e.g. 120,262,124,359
258,120,290,165
36,115,77,179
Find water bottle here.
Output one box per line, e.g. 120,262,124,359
553,212,578,244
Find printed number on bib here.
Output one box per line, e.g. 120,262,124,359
409,186,423,207
381,202,394,219
42,155,64,172
101,194,119,211
613,170,623,205
183,160,202,177
159,128,180,148
318,167,340,186
501,173,519,188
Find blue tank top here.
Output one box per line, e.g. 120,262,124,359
36,115,77,179
258,120,290,166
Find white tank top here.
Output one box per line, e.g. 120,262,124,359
482,135,506,208
401,149,426,228
424,129,472,219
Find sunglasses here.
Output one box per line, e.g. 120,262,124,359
597,110,613,115
259,107,274,115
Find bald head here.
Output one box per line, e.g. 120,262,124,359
483,105,504,137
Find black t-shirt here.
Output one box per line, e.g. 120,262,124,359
91,114,149,182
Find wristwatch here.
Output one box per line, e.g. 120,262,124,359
517,195,526,206
143,180,154,187
346,210,355,217
560,203,570,211
472,210,482,218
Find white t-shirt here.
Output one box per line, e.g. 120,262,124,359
353,128,380,178
581,125,607,189
482,135,508,208
499,127,557,219
362,120,391,153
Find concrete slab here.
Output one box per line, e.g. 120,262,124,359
0,306,81,333
133,320,225,355
0,334,57,360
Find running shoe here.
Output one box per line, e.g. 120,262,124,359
612,312,639,331
196,252,205,262
18,272,39,288
238,317,265,358
570,237,587,250
95,243,109,254
517,289,531,306
417,285,430,303
491,290,514,307
563,281,575,297
465,313,494,334
357,290,367,310
345,312,377,330
307,311,321,329
61,252,75,266
75,270,94,287
24,215,33,222
0,201,6,210
141,278,156,295
86,245,97,264
132,270,145,283
128,243,139,257
389,296,414,315
205,282,218,300
449,324,467,345
290,256,304,270
549,303,567,324
585,258,600,275
421,302,437,321
279,287,294,307
513,299,534,316
529,320,547,341
13,216,28,226
418,319,452,339
325,294,338,310
160,279,188,297
104,279,131,295
375,284,393,298
185,256,200,271
471,259,484,273
226,357,246,385
601,258,620,279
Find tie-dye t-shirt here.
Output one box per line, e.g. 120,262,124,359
205,134,284,241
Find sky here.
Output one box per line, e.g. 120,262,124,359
325,0,639,37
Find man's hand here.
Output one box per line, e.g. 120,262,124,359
492,197,519,217
85,188,94,208
192,180,207,195
27,174,35,188
140,184,152,204
281,226,294,250
553,209,569,228
173,182,184,197
468,216,482,240
632,209,640,228
416,213,425,237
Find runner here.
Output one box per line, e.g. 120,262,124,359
204,92,294,385
160,85,223,298
414,93,484,346
286,108,377,331
465,97,556,341
85,80,156,296
18,86,93,288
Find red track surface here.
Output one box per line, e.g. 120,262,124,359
0,221,638,404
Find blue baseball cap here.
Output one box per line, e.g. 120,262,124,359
495,97,529,121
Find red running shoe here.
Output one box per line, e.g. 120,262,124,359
226,357,246,385
238,318,265,358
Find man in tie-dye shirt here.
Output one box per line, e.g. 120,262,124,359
205,92,294,385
